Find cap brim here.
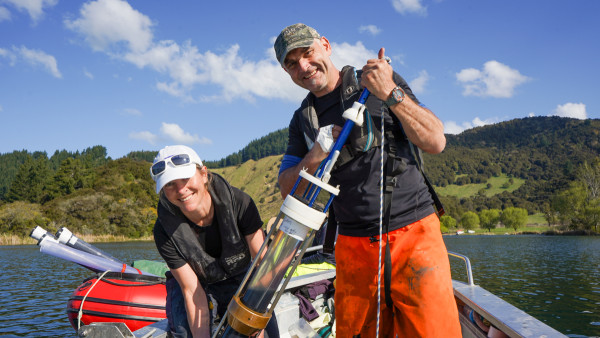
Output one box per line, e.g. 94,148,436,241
279,39,318,67
155,164,197,194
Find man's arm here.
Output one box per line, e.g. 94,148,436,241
170,263,210,337
278,144,328,198
361,48,446,154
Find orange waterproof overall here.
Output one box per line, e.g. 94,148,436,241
334,214,461,337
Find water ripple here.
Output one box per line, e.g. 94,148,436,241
446,235,600,337
0,241,162,337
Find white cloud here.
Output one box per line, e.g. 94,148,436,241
160,122,211,145
0,48,16,66
0,6,11,22
64,0,382,103
552,102,587,119
156,81,192,101
129,131,158,144
456,60,530,98
123,108,141,116
14,46,62,78
64,0,153,53
83,68,94,79
392,0,427,15
443,121,468,135
330,41,375,71
444,116,498,134
409,70,429,94
359,25,381,36
2,0,57,23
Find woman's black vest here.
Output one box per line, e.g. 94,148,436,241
157,173,251,285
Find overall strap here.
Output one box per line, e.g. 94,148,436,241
382,124,407,310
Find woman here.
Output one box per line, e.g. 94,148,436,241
150,145,278,337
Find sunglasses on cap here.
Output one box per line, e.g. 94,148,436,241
150,154,192,177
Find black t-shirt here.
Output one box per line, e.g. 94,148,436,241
190,217,221,258
284,71,434,237
154,186,263,270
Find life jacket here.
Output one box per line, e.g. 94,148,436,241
157,173,251,285
299,65,385,171
298,65,444,216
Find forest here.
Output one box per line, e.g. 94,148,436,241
0,116,599,240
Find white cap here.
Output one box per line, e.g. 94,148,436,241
152,145,203,194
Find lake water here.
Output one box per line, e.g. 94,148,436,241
0,236,599,337
444,235,600,337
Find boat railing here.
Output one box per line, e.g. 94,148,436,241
448,251,474,286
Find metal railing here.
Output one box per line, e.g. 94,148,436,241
448,251,474,286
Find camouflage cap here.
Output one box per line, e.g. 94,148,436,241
274,23,320,67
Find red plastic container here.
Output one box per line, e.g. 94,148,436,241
67,272,167,332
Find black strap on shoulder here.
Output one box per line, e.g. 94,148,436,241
322,207,337,254
408,142,445,217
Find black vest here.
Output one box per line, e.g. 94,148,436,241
297,66,444,218
157,173,251,284
298,65,389,170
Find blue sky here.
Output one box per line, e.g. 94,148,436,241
1,0,598,161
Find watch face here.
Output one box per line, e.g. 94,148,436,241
392,88,404,101
386,86,404,107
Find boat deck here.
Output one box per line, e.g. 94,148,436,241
77,252,566,338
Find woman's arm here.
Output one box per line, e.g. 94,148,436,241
170,263,211,337
245,229,266,259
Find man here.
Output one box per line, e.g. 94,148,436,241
274,23,461,337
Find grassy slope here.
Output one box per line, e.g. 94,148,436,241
436,174,525,198
212,155,283,225
214,157,549,231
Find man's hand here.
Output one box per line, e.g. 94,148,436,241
316,124,343,152
278,124,342,198
361,48,446,154
361,48,396,102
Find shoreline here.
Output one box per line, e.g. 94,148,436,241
444,229,598,236
3,229,597,246
0,233,154,246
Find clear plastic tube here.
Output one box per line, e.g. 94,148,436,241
55,227,122,263
38,235,155,276
241,223,304,311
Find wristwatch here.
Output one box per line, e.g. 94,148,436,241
384,85,405,107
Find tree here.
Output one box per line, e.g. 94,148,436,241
580,204,600,232
578,160,600,199
550,187,583,228
440,215,456,232
0,201,48,235
501,207,528,232
5,157,52,204
45,158,90,200
479,209,501,232
460,211,479,231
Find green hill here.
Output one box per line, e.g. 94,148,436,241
1,116,598,239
